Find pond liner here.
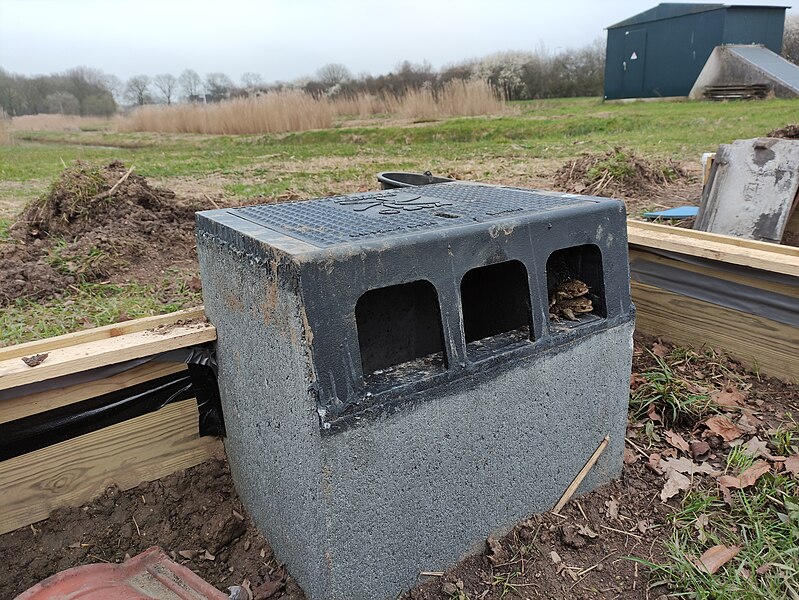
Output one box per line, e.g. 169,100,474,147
0,345,224,462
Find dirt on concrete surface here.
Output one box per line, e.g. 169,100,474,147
0,161,203,305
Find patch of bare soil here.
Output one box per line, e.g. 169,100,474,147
5,337,795,599
553,149,701,214
0,458,305,599
0,161,204,305
768,124,799,139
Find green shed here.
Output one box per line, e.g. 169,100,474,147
604,3,788,99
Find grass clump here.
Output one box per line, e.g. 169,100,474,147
630,352,717,427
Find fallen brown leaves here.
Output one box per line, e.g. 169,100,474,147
694,544,740,574
717,461,771,490
704,416,744,442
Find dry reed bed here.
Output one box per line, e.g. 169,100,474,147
119,80,509,135
9,114,114,133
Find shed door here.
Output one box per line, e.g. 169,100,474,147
623,28,646,96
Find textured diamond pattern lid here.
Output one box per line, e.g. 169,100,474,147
229,183,595,248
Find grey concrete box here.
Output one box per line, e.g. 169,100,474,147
195,182,635,600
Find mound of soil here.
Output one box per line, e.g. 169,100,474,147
554,149,688,200
768,124,799,139
0,161,202,305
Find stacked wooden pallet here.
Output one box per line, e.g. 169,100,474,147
702,84,769,99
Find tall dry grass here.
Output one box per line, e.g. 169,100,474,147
119,91,333,135
10,114,113,132
0,108,10,145
118,79,509,135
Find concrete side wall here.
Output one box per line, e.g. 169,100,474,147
690,47,799,99
321,322,634,599
196,237,329,599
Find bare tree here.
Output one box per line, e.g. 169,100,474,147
784,15,799,65
316,63,352,89
153,73,178,105
124,75,152,106
179,69,203,101
205,72,233,101
240,72,263,90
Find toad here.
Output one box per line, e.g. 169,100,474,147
549,279,593,321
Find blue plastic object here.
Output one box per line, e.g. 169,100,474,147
643,206,699,220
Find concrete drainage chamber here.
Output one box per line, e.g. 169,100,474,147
196,182,635,600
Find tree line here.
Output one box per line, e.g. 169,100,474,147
1,18,798,117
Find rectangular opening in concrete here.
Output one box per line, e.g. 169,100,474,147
355,280,447,380
546,244,606,323
461,260,533,353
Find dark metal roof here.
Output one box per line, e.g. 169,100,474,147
607,3,789,29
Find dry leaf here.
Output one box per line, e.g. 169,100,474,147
660,456,720,476
661,469,691,501
623,448,639,465
783,455,799,476
711,389,745,409
203,550,215,561
742,437,783,462
21,353,49,367
737,413,759,434
705,415,744,442
756,564,772,575
694,514,709,542
690,440,711,460
577,524,598,538
647,405,662,422
664,430,690,453
605,498,619,520
647,452,663,474
178,549,197,560
652,341,669,357
695,544,740,574
717,460,771,489
550,550,562,564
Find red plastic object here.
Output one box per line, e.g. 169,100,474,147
16,546,229,600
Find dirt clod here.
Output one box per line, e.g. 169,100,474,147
768,124,799,139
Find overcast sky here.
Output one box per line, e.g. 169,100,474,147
1,0,795,83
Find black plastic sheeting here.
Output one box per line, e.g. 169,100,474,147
0,345,225,462
630,248,799,327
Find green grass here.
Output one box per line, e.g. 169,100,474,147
2,95,799,345
0,278,201,344
645,475,799,599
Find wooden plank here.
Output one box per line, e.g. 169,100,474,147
628,220,799,257
0,361,188,424
0,399,223,536
627,222,799,276
628,248,799,298
0,306,206,361
632,281,798,383
0,322,216,391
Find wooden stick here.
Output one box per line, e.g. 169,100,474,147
553,435,610,514
105,165,135,197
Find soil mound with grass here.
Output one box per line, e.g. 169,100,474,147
554,148,687,199
768,124,799,139
1,161,201,305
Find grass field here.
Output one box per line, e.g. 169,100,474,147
2,96,799,599
3,96,799,220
